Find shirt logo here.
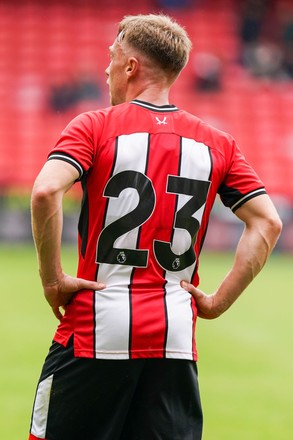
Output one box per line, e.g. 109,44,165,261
117,251,127,264
155,116,167,125
172,258,181,270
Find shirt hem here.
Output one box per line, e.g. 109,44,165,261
75,348,197,361
53,331,73,347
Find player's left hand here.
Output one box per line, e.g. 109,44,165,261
180,280,221,320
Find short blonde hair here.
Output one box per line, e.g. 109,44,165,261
118,14,192,77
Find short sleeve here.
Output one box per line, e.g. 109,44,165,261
48,112,101,180
218,139,266,212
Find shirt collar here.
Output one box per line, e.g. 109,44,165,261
131,99,179,112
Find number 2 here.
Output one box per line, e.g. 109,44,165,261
96,171,210,272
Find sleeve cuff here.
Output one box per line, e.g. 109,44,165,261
48,153,84,180
231,188,267,212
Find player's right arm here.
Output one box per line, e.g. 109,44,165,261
31,159,105,320
181,194,282,319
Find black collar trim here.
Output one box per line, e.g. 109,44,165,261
131,99,179,112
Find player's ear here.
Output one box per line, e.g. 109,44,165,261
125,57,139,78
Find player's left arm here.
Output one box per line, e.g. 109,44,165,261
31,159,105,320
181,194,282,319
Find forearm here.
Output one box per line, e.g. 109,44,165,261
31,188,64,286
212,223,273,315
31,180,106,320
30,160,105,320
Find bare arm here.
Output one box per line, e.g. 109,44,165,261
181,194,282,319
31,160,105,320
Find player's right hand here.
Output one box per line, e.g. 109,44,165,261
42,273,106,320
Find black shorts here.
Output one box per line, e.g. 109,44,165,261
29,338,203,440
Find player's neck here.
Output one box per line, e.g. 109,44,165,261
129,84,171,106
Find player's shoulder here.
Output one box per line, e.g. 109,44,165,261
176,108,235,148
63,103,128,132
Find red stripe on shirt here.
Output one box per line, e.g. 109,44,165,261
29,434,47,440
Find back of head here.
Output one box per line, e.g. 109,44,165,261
118,14,192,78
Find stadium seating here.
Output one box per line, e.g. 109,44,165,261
0,0,292,204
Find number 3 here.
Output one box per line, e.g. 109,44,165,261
96,171,210,272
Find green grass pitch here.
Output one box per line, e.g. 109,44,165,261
0,244,292,439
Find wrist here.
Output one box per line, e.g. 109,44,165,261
39,268,63,287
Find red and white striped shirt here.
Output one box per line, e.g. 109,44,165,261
48,100,266,361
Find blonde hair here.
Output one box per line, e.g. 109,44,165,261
118,14,192,77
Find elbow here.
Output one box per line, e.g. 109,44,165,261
265,214,283,249
270,214,282,237
31,182,60,209
32,185,52,204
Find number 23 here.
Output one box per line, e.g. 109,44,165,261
97,170,210,272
